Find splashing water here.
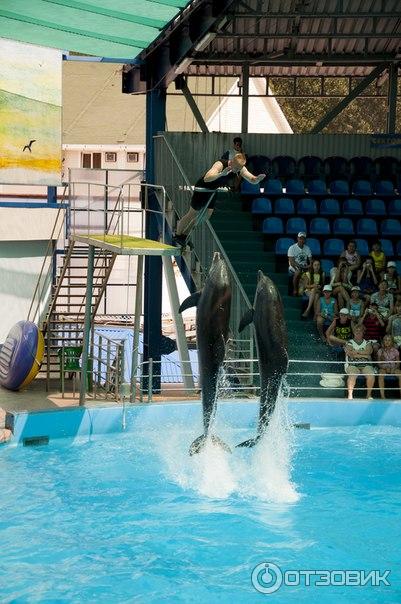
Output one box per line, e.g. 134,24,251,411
144,384,300,503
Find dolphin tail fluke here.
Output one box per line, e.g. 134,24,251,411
189,434,232,455
235,435,262,448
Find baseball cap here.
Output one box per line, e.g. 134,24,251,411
387,261,396,268
339,308,350,315
351,286,360,291
323,284,332,292
297,232,306,238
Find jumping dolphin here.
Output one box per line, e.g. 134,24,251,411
237,271,288,447
179,252,232,455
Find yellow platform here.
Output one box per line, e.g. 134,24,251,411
72,234,181,256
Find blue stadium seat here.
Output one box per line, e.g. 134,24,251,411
275,197,295,214
356,218,378,237
375,156,399,184
251,197,272,215
352,180,373,196
329,180,350,196
286,179,305,195
354,239,369,256
381,219,401,237
298,156,323,180
297,197,317,215
375,180,395,197
263,179,283,195
308,180,327,195
309,217,331,236
275,237,294,255
388,199,401,215
272,155,296,179
262,217,284,235
320,198,340,215
241,180,261,195
307,238,322,256
324,156,349,180
286,217,307,236
396,260,401,275
333,218,354,236
350,156,374,181
397,241,401,257
323,238,344,257
365,198,386,216
320,258,334,275
343,198,363,215
379,239,394,257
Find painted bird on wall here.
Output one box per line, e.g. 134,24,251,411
22,140,36,152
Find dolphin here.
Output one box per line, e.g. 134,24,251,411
237,270,288,447
179,252,232,455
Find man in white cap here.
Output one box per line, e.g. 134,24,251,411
326,307,354,347
287,232,312,296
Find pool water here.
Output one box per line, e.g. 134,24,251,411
0,404,400,603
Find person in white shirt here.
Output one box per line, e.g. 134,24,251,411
344,325,375,400
287,232,313,296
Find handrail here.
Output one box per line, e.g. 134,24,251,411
27,185,68,324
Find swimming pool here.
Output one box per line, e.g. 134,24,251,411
0,400,400,603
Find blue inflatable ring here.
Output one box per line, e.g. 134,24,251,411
0,321,44,391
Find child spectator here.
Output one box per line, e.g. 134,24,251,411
344,325,375,400
370,280,394,320
301,259,325,318
316,284,338,342
330,259,352,309
377,335,401,399
357,257,378,298
369,241,386,276
360,301,385,358
326,308,353,347
348,285,364,322
340,240,361,279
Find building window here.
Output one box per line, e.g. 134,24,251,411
105,152,117,162
127,152,139,163
82,153,101,169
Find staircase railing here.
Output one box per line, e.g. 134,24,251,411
154,133,253,362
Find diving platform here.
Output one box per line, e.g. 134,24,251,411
72,234,181,257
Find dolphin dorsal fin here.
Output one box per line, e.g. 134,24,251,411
179,291,201,313
238,308,254,333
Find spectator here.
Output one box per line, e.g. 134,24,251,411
377,335,401,399
383,261,401,294
370,280,394,320
340,240,361,278
288,232,313,296
326,308,353,347
221,137,244,161
315,284,338,342
359,301,385,358
386,303,401,348
173,154,265,246
357,257,378,298
301,259,325,318
344,325,375,400
329,258,352,308
348,285,365,321
369,241,386,276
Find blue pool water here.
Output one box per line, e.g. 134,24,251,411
0,402,400,603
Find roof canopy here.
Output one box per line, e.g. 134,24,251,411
0,0,189,60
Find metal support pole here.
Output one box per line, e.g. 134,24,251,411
79,244,95,406
310,63,387,133
387,63,398,134
241,63,249,134
180,79,209,133
130,254,144,402
162,256,195,393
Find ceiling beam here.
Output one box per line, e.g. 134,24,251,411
216,33,401,39
192,53,401,65
226,12,401,18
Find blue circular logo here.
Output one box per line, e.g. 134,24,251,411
251,562,283,594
